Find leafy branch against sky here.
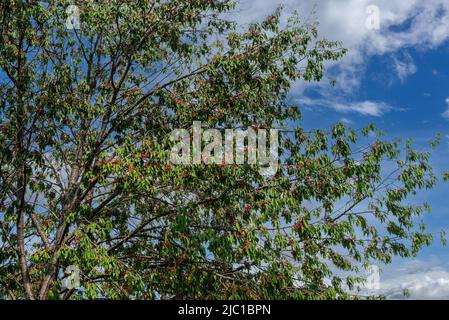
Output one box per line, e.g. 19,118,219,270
0,0,448,300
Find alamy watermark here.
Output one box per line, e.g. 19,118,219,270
365,5,380,30
63,265,81,290
169,121,279,176
65,5,81,30
365,264,381,290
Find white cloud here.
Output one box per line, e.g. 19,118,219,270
380,266,449,300
340,117,353,125
232,0,449,114
342,101,392,116
299,97,392,117
442,98,449,120
392,53,417,83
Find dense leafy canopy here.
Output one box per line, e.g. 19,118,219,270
0,0,443,299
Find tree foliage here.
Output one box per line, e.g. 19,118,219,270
0,0,442,299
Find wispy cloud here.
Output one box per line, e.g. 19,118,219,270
299,97,393,117
392,53,417,83
339,117,353,124
442,98,449,120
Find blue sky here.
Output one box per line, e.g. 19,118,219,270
303,47,449,298
234,0,449,298
301,41,449,299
